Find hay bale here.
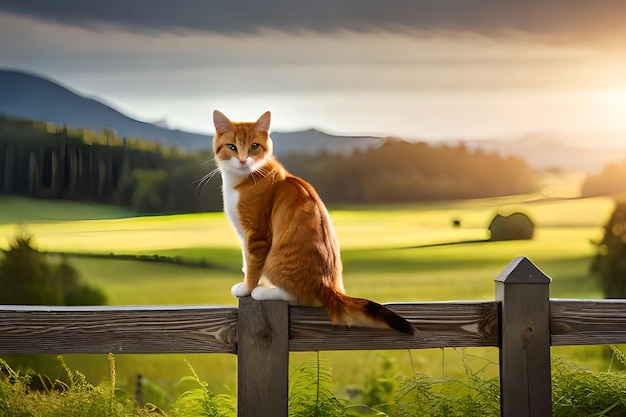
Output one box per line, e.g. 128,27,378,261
489,212,534,241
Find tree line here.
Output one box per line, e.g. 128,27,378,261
0,116,223,213
581,159,626,198
281,140,536,204
1,116,539,213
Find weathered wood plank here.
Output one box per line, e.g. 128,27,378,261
495,256,552,417
5,298,626,358
237,298,289,417
289,301,499,351
0,305,237,354
551,299,626,346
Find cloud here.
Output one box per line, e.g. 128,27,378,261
2,0,626,45
2,9,623,100
2,2,626,138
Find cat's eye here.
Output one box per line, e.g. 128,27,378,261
226,144,237,151
250,143,260,151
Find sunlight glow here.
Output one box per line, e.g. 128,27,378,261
604,87,626,123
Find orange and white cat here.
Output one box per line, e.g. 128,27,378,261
212,110,414,334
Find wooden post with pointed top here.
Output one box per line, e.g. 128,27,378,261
237,297,289,417
495,256,552,417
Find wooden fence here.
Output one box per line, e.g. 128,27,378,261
2,256,626,417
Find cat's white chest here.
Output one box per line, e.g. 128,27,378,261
221,175,246,245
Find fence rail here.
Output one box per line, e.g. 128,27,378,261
2,256,626,417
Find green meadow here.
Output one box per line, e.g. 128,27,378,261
0,192,618,403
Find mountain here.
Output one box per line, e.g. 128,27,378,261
1,68,625,172
466,133,626,173
0,69,212,149
0,68,383,154
270,129,382,157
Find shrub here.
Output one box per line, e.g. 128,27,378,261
488,212,534,241
592,200,626,298
0,232,107,378
0,231,107,306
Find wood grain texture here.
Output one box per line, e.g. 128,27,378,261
237,298,289,417
288,301,499,351
496,257,552,417
551,299,626,346
0,305,237,354
4,298,626,357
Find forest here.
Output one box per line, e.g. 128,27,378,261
0,115,538,213
581,160,626,198
283,140,535,203
0,116,221,213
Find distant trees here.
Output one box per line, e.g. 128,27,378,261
1,116,538,212
592,201,626,299
581,160,626,197
281,140,536,204
0,115,223,213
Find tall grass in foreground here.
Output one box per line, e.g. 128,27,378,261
3,348,626,417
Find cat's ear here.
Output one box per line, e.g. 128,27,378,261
213,110,234,134
254,111,271,133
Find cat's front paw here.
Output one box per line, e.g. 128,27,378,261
251,286,294,302
231,282,252,297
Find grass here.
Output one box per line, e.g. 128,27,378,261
0,355,236,417
4,348,626,417
0,194,618,409
0,195,135,224
68,258,236,306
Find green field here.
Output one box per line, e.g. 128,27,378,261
0,194,618,403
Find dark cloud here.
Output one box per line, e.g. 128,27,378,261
1,0,626,41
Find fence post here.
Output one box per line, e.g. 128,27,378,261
495,256,552,417
237,297,289,417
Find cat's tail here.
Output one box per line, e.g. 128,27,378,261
321,289,415,335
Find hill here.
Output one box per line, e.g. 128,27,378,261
270,129,382,157
467,133,626,173
0,69,212,149
0,68,382,154
1,68,626,172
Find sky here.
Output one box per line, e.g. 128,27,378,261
1,1,626,142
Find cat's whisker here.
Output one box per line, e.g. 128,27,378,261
250,165,265,183
198,167,221,186
252,171,262,185
250,165,271,185
261,166,276,183
193,167,221,197
201,158,216,166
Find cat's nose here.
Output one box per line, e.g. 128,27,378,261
239,159,246,165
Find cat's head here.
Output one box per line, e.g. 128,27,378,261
212,110,273,179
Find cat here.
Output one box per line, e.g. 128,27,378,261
212,110,414,334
